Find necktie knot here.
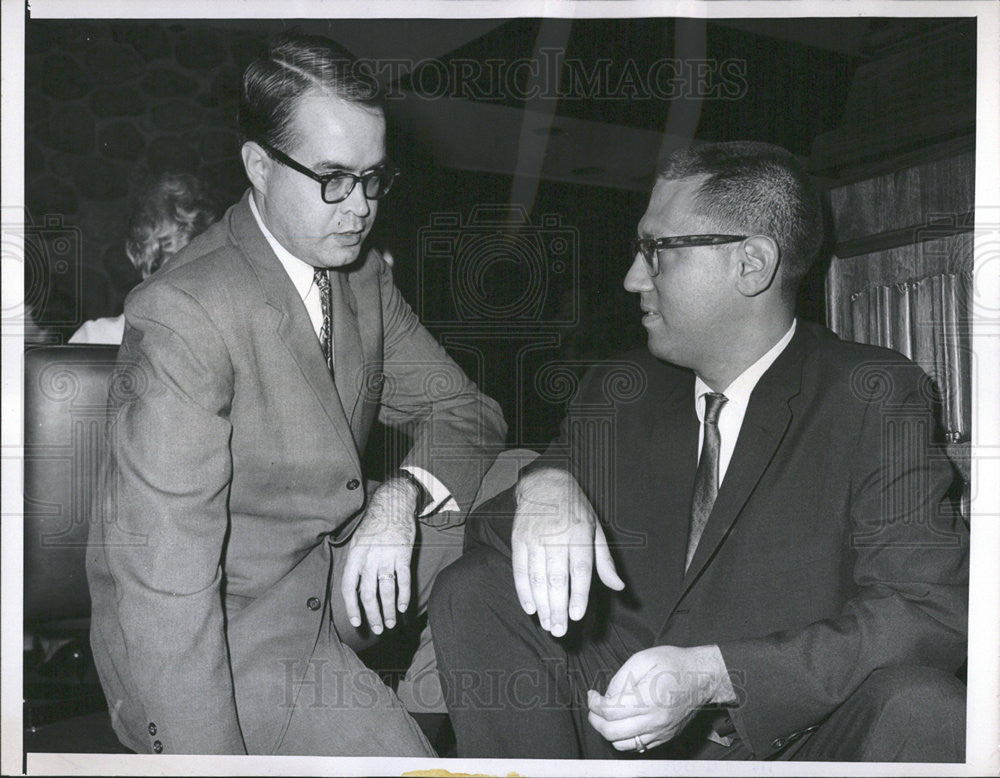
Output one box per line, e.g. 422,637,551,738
313,268,331,295
703,392,728,426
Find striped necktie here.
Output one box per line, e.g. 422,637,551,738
313,268,333,376
686,392,728,571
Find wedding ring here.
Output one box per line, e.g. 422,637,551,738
634,734,647,753
377,573,395,581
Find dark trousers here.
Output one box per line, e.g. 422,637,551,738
428,544,966,762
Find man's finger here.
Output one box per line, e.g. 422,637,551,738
359,568,383,635
610,735,661,752
340,551,363,628
395,560,412,614
594,524,625,591
586,707,651,743
544,545,570,637
587,688,645,722
377,571,397,629
567,538,593,621
526,545,551,631
512,539,536,615
604,659,656,699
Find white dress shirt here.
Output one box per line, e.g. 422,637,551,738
69,314,126,345
249,193,328,345
694,320,797,485
249,193,457,514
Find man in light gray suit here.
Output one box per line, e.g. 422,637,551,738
87,32,506,756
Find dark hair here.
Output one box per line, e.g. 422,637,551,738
238,32,382,153
657,141,824,292
125,172,219,278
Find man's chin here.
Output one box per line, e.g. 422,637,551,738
320,246,365,269
645,334,675,364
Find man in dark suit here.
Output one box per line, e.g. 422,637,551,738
86,33,506,755
429,141,968,761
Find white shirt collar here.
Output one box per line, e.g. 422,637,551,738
695,319,797,420
248,191,317,303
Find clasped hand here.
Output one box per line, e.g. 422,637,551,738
340,476,418,635
511,468,625,637
587,645,732,752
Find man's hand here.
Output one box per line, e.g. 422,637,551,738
511,467,625,637
587,645,736,752
339,477,418,635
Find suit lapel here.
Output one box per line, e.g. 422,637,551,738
660,328,808,622
647,373,699,591
228,193,360,461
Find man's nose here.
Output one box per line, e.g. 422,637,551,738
623,253,652,293
339,180,372,217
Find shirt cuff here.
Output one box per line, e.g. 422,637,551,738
708,645,753,754
401,465,459,516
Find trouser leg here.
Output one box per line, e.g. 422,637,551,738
267,540,436,756
429,543,635,758
275,613,436,756
784,665,966,762
329,516,464,714
396,519,465,713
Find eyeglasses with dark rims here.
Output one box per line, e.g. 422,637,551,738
258,139,400,204
631,234,748,277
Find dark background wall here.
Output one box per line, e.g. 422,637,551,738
24,21,263,327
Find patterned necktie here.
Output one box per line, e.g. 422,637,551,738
313,268,334,376
686,392,728,571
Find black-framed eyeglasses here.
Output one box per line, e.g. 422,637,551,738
631,234,748,277
258,139,400,204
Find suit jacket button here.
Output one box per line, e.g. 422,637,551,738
306,596,321,611
152,740,163,753
346,478,360,490
771,737,785,750
148,722,157,736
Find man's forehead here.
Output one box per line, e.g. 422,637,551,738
638,175,708,235
286,89,385,161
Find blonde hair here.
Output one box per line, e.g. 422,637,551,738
125,172,219,278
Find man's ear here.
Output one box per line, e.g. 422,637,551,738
241,141,271,195
734,235,780,297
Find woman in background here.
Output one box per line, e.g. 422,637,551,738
70,172,219,344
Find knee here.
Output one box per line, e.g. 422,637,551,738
428,556,473,618
428,546,505,629
864,665,965,715
861,665,966,749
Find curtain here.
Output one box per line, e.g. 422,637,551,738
847,271,972,519
848,271,972,444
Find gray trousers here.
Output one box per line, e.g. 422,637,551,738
274,518,464,756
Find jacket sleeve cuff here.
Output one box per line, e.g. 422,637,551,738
401,465,459,516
